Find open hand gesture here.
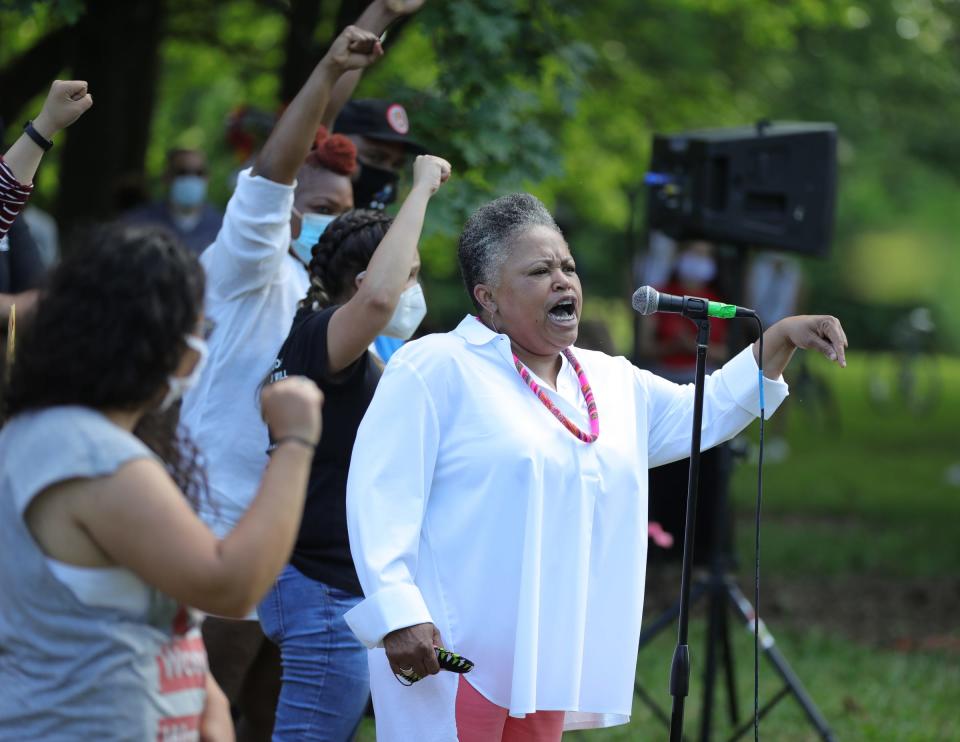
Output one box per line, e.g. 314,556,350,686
780,315,848,367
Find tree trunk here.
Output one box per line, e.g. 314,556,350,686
279,0,414,104
279,0,328,103
333,0,366,34
56,0,165,239
0,26,76,128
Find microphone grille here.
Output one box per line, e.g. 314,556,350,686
631,286,659,315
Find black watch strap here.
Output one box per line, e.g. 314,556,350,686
23,120,53,151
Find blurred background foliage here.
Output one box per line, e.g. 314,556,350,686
2,3,958,738
2,0,960,352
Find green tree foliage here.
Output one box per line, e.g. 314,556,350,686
3,0,960,348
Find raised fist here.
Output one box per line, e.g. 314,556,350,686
323,25,384,74
411,155,452,196
33,80,93,139
261,376,324,445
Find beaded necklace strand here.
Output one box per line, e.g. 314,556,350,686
512,348,600,444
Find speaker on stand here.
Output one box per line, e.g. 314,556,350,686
633,121,839,741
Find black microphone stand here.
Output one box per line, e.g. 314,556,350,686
668,316,711,741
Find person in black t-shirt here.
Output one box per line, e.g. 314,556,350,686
259,153,450,740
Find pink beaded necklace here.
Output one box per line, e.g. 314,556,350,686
512,348,600,444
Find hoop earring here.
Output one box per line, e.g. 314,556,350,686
489,311,502,335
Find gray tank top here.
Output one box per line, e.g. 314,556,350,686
0,406,207,741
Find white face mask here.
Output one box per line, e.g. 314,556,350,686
159,335,209,412
382,283,427,340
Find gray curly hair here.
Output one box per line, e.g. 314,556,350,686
457,193,561,311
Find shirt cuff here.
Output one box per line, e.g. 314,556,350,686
717,346,789,420
232,167,295,212
0,156,33,193
343,583,433,649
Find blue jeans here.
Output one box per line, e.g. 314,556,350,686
258,564,369,741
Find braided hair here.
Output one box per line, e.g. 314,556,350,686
301,209,395,311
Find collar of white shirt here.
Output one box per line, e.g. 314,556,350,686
453,314,499,346
451,314,580,403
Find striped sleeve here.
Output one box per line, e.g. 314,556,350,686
0,156,35,239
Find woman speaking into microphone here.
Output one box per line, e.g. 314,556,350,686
344,193,847,742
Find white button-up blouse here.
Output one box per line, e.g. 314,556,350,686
345,315,788,739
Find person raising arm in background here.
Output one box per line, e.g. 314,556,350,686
180,4,427,736
1,80,92,321
260,152,449,740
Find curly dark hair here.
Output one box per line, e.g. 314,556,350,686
4,224,208,509
301,209,394,310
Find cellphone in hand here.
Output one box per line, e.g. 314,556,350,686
435,647,474,674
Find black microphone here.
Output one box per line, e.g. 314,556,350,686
631,285,755,320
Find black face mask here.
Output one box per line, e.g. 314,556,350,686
354,162,399,210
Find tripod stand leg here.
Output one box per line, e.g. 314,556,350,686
718,591,740,727
698,589,722,742
639,580,710,648
725,582,837,742
634,580,710,733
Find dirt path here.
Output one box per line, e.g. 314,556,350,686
644,567,960,652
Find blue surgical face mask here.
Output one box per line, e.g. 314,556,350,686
170,175,208,208
292,211,337,264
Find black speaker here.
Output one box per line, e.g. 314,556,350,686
646,122,837,258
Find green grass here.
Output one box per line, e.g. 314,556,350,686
358,352,960,740
730,351,960,578
358,625,960,741
566,623,960,742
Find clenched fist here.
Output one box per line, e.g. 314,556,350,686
322,25,384,75
261,376,324,446
32,81,93,140
411,155,452,196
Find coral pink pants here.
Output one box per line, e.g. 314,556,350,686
455,676,565,741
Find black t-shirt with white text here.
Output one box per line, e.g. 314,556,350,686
272,305,382,595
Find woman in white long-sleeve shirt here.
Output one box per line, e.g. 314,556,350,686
344,193,848,742
178,23,385,733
